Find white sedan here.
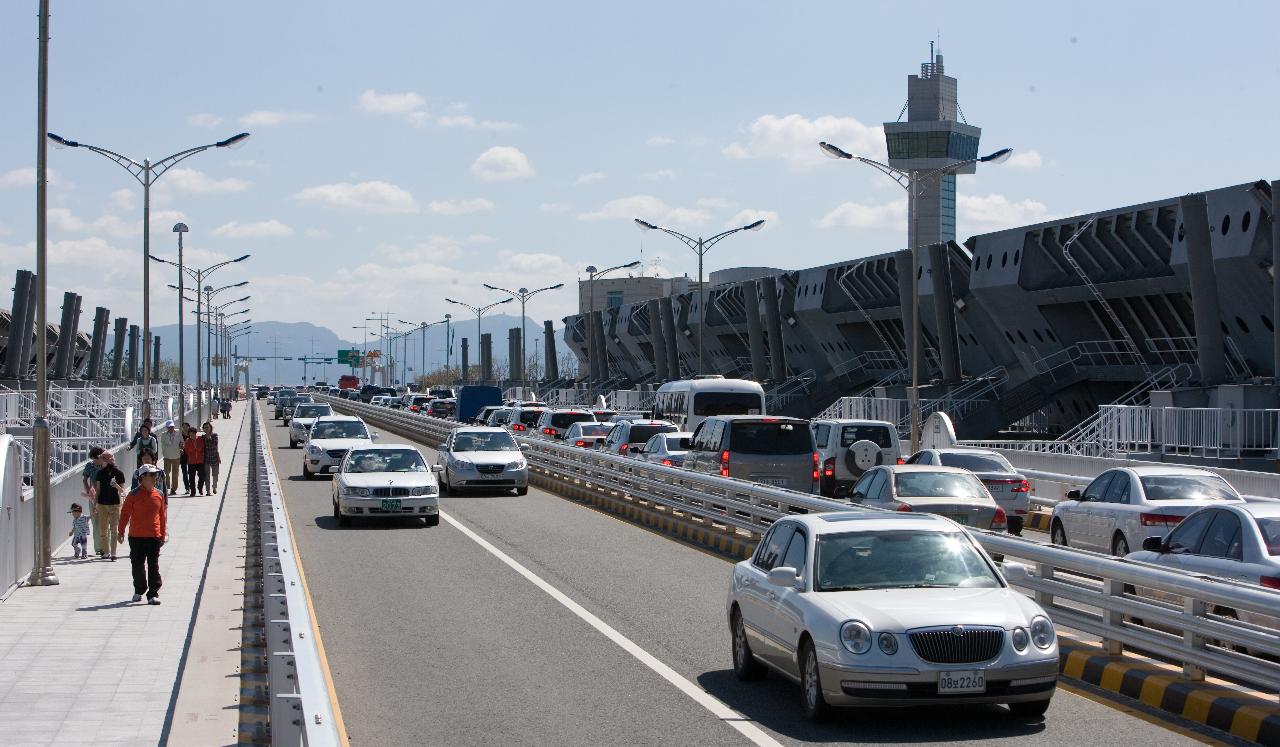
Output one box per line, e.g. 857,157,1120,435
288,402,334,448
302,416,376,479
1051,466,1244,555
331,445,439,527
728,512,1057,721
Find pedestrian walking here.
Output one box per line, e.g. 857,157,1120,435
203,421,222,493
179,423,193,494
220,398,232,419
81,446,105,556
92,451,127,561
67,503,90,559
159,420,183,494
184,426,207,495
117,464,167,605
129,423,160,471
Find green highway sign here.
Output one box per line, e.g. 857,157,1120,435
337,349,361,365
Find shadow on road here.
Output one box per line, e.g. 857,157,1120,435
312,515,435,531
696,668,1047,743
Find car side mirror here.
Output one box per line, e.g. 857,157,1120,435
520,443,531,451
850,491,864,502
1066,489,1082,501
679,437,691,449
1142,536,1165,553
1001,561,1031,584
431,464,443,473
370,431,379,440
767,566,802,589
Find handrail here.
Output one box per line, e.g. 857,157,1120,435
318,394,1280,697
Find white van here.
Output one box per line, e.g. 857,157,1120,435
651,376,766,432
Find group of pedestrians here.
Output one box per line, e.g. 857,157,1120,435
70,410,226,606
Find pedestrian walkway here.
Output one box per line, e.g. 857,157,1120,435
0,401,250,747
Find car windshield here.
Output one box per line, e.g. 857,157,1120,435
1256,517,1280,556
295,405,332,418
938,453,1014,473
1139,475,1241,502
345,450,427,473
518,411,545,426
310,422,369,439
665,435,688,450
551,412,595,428
693,391,763,416
578,424,612,437
815,530,1001,591
839,425,894,448
894,472,989,499
729,421,812,455
628,424,677,444
452,432,520,452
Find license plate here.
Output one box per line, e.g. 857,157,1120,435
381,499,401,511
759,477,786,487
479,472,502,479
942,513,969,525
938,669,985,694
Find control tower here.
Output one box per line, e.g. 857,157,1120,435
883,49,982,246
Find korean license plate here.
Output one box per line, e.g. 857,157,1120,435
942,513,969,525
479,472,501,479
937,669,985,694
381,499,401,511
759,477,786,487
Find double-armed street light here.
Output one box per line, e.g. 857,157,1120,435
482,283,563,383
152,251,250,392
398,316,451,390
633,219,766,376
49,130,250,418
818,140,1012,453
444,297,514,382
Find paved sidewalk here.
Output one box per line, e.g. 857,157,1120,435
0,402,251,747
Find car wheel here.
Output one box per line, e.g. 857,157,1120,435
731,609,765,681
1111,533,1130,557
334,501,349,527
302,464,314,481
289,438,296,448
424,515,440,527
1008,699,1051,718
799,639,830,722
1050,520,1068,547
516,487,529,496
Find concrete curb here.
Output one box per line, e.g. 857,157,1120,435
1026,510,1053,532
1059,638,1280,744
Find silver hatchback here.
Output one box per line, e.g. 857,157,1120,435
683,415,817,493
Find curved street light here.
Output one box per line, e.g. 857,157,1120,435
633,218,765,376
398,316,453,389
445,297,514,383
818,140,1012,452
482,283,564,382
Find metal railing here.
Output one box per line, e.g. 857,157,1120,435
1097,404,1280,459
816,396,908,424
319,394,1280,698
249,402,342,746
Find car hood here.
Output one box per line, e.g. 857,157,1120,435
339,472,438,488
810,587,1041,631
451,451,524,466
292,417,325,428
308,437,372,450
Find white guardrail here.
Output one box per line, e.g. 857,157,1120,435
251,403,341,745
316,395,1280,699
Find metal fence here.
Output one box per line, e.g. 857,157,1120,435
319,395,1280,698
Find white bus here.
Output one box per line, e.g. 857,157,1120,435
651,376,767,431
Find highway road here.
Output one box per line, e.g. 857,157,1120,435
259,402,1229,746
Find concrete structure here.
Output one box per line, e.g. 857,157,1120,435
578,274,696,316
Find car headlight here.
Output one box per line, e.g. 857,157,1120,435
877,632,898,655
410,486,437,496
1030,616,1055,649
840,621,872,655
306,444,322,455
509,459,527,470
1011,627,1030,652
452,459,474,470
343,486,370,497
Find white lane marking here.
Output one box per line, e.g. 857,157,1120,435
441,511,783,747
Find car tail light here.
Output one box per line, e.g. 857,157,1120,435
822,457,836,478
896,457,905,465
512,423,525,431
812,451,820,481
662,458,674,466
575,440,587,447
543,428,553,435
991,507,1007,531
720,450,730,477
896,503,912,512
410,405,419,412
1141,513,1185,527
619,443,629,455
1261,576,1280,590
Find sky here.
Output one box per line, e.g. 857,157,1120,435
2,1,1279,357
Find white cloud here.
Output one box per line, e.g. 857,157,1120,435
427,198,495,216
437,114,518,130
478,119,519,131
816,198,907,230
0,167,59,188
956,193,1052,230
239,110,316,127
357,89,426,115
696,197,737,210
1005,150,1043,170
187,112,223,128
467,233,496,243
573,171,606,186
539,202,572,214
641,169,676,181
724,113,885,170
577,194,709,228
407,112,431,127
376,235,464,264
47,207,132,237
159,168,251,195
471,146,535,181
212,219,294,239
725,208,779,231
294,180,419,214
305,228,330,238
109,188,135,211
646,135,674,146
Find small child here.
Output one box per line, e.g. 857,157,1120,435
68,503,90,559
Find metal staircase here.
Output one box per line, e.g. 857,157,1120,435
1043,363,1193,456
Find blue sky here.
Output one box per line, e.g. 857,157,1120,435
2,1,1278,346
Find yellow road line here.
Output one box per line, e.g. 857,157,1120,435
260,403,351,747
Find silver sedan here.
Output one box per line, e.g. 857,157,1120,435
850,465,1007,532
331,445,440,527
434,427,530,495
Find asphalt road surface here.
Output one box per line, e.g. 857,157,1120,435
260,402,1226,747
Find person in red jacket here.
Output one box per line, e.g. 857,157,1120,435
183,428,207,496
118,464,167,605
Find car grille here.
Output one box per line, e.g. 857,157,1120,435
908,627,1004,664
326,450,347,460
475,464,505,474
371,487,411,497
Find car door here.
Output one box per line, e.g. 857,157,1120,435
1179,509,1248,582
1070,471,1115,551
762,527,810,677
1139,508,1218,606
737,523,795,663
1097,470,1136,554
858,469,890,509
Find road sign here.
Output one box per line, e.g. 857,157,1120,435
337,349,361,365
365,350,381,359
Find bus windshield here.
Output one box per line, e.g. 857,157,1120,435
693,391,762,417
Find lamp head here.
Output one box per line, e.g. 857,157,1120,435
623,261,641,269
550,283,565,290
634,218,658,231
818,141,854,160
204,285,213,293
172,223,188,234
743,219,766,232
980,147,1013,164
46,133,77,149
518,287,529,295
216,132,251,149
148,254,166,263
233,254,250,262
444,313,451,320
584,265,598,275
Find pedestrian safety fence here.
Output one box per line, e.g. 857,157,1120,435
318,395,1280,700
249,403,341,746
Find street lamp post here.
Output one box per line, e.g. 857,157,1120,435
178,286,248,422
482,283,563,383
351,325,370,381
818,140,1012,453
633,219,766,376
48,130,250,419
444,296,514,383
171,224,188,392
398,316,451,391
